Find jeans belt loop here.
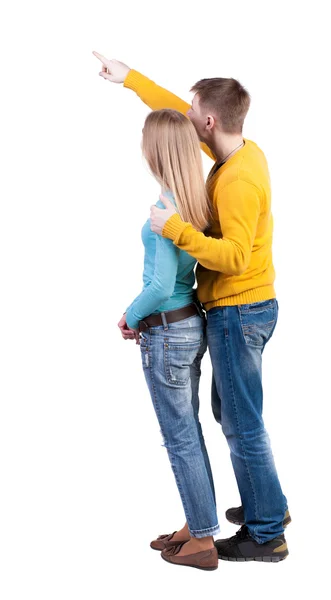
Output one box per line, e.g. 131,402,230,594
139,320,149,332
161,312,168,330
194,301,205,318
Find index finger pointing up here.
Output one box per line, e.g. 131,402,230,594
92,51,109,66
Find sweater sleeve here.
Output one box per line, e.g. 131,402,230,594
126,235,180,330
123,69,215,161
161,180,261,276
124,297,139,316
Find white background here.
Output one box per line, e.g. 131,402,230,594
0,1,330,598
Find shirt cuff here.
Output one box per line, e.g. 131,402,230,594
126,311,139,330
162,213,190,242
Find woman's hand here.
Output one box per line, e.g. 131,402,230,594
118,314,140,344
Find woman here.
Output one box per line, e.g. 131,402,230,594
118,109,219,571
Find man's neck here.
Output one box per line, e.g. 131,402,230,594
208,133,244,164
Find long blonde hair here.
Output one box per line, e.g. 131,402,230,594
142,109,212,232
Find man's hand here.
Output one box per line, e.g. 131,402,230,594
92,52,130,83
118,314,140,344
150,194,177,235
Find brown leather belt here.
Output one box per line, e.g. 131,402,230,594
138,303,204,332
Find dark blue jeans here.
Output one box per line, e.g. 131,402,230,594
207,299,287,543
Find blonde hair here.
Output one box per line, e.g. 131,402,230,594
142,109,212,232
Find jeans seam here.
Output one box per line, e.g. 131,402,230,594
148,337,167,447
166,456,192,529
148,388,191,527
146,329,214,535
267,310,278,342
223,316,259,525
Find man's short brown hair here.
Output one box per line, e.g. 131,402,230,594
190,78,251,134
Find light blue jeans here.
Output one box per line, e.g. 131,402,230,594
139,313,220,538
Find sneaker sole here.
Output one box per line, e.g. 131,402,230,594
226,515,292,528
218,552,289,562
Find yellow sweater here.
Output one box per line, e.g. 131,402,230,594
124,70,276,310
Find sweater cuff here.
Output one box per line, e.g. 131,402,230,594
162,213,190,242
126,311,139,330
123,69,144,92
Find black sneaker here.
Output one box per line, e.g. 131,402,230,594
226,506,292,528
215,525,289,562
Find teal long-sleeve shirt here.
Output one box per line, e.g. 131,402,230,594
125,192,197,330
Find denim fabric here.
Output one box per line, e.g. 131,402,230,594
207,299,288,543
139,313,220,538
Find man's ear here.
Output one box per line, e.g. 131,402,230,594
206,115,215,131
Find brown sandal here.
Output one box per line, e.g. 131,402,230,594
150,531,190,551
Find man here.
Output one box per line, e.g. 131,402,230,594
93,52,290,563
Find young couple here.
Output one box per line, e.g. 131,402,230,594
93,52,290,571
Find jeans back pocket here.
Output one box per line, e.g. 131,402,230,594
238,300,278,349
164,336,203,387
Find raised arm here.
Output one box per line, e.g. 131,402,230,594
124,69,191,111
92,52,215,161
